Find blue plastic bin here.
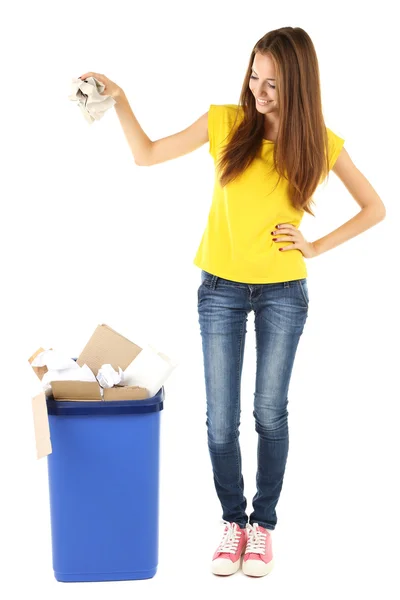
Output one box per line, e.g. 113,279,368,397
45,386,164,582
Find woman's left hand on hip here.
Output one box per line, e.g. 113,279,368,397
271,223,318,259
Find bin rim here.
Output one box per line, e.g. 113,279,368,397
46,385,164,416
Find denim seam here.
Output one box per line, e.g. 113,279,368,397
235,316,246,481
202,277,246,291
234,315,247,524
215,282,245,290
259,311,288,333
249,521,275,530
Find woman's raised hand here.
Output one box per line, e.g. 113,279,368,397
78,72,124,100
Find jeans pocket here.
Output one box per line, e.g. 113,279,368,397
298,278,309,307
200,270,213,288
198,272,211,304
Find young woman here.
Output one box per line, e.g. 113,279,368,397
79,26,385,579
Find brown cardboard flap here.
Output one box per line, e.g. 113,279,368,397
77,324,142,375
28,347,49,381
103,385,149,401
32,392,52,459
51,380,102,401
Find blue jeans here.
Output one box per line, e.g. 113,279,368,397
197,269,309,530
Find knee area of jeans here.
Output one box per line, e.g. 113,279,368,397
207,429,240,446
253,414,288,434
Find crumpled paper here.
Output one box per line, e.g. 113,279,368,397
123,343,178,398
31,349,97,391
96,364,124,389
68,76,116,124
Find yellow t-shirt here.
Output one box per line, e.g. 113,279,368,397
193,104,345,283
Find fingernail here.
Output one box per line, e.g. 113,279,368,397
272,238,277,241
276,224,280,228
279,248,283,251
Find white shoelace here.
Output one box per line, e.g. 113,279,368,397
245,523,267,554
217,520,242,553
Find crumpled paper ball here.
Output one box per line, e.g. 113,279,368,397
68,76,116,124
96,364,124,388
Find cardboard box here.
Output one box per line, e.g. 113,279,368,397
29,324,151,458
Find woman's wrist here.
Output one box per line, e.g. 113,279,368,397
113,88,126,103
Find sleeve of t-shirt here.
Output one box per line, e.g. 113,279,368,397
326,127,345,170
208,104,217,158
208,104,226,160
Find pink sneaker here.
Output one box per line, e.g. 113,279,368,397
242,523,274,577
211,521,247,575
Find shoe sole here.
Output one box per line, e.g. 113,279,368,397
242,556,275,577
211,556,242,576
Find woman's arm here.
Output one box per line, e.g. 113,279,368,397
114,91,209,166
312,147,386,256
113,91,153,165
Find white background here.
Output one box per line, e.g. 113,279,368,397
1,0,399,598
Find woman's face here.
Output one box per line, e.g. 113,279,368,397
249,52,278,113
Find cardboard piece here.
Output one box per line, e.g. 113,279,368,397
103,385,149,401
28,347,49,381
32,392,52,459
77,324,142,375
50,381,102,401
49,381,148,401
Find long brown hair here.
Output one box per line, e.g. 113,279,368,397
217,27,331,217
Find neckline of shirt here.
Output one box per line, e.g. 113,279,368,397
233,105,275,144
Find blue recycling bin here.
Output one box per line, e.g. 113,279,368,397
45,386,164,582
